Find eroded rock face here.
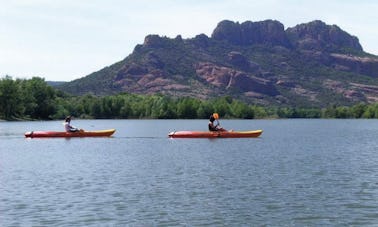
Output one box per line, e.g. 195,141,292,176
323,79,378,102
195,62,278,96
286,20,362,52
211,19,364,53
143,35,164,48
329,54,378,78
227,51,260,72
115,70,191,95
212,20,291,47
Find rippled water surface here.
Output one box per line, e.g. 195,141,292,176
1,119,378,226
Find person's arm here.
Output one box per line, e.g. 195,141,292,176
68,123,79,132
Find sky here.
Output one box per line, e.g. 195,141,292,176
1,0,378,81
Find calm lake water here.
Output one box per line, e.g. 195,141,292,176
1,119,378,226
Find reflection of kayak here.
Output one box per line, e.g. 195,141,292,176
25,129,116,138
168,130,263,138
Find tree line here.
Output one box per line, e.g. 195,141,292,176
1,76,378,120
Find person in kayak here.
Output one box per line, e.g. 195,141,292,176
208,114,226,131
64,116,81,132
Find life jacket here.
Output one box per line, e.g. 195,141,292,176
208,122,217,131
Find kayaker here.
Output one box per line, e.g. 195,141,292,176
208,114,226,131
64,116,81,132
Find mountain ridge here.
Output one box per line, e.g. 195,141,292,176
58,19,378,107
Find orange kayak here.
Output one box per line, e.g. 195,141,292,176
168,130,263,138
25,129,116,138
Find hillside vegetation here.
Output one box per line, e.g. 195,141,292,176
1,76,378,120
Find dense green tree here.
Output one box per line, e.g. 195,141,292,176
251,105,268,118
362,103,378,118
0,76,23,119
91,99,103,118
1,76,378,120
21,77,57,119
197,102,213,119
351,103,367,118
177,97,199,119
230,100,254,119
212,97,231,118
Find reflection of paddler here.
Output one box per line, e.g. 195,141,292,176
208,113,226,131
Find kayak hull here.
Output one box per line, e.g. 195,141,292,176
168,130,263,138
25,129,116,138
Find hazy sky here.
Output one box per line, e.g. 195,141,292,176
1,0,377,81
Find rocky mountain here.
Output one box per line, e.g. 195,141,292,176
58,20,378,107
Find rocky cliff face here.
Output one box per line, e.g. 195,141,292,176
212,20,291,47
58,20,378,107
287,20,362,52
211,19,363,53
329,53,378,78
195,61,278,96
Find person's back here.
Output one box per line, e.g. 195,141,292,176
64,116,79,132
208,115,220,131
64,121,71,132
208,113,226,131
208,122,216,131
208,119,217,131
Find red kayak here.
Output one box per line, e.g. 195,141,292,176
25,129,116,138
168,130,263,138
